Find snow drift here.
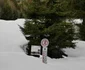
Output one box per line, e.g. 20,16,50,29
64,40,85,57
0,19,54,70
0,19,85,70
0,19,27,52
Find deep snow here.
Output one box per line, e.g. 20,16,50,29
0,19,85,70
0,19,27,52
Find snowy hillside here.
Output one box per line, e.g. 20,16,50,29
0,19,27,52
0,19,85,70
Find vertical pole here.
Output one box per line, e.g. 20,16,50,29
42,47,47,64
41,38,49,64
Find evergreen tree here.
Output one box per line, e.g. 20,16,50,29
22,0,75,58
80,19,85,40
68,0,85,40
76,0,85,40
0,0,20,20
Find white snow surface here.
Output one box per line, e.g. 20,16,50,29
0,19,27,52
0,19,85,70
73,19,83,24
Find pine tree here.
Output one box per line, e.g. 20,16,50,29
76,0,85,40
0,0,20,20
22,0,75,58
68,0,85,40
80,18,85,40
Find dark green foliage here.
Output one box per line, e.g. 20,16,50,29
69,0,85,40
69,0,85,18
21,0,75,58
79,18,85,40
0,2,19,20
48,47,68,58
24,20,75,58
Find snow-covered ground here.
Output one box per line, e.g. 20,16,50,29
0,19,27,52
0,19,85,70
